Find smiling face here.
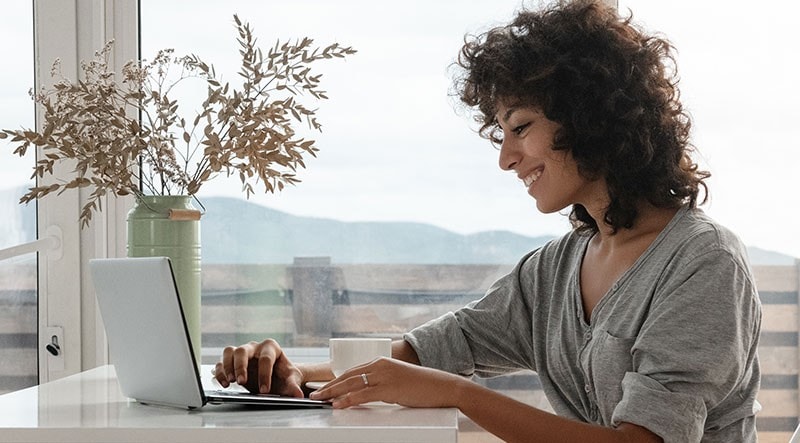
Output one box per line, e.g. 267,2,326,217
495,103,606,214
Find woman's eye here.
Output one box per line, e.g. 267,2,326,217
512,123,530,135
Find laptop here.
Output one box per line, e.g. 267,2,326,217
89,256,331,409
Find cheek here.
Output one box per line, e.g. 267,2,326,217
532,167,584,213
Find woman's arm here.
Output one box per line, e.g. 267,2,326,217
455,380,661,443
392,339,421,364
310,357,661,443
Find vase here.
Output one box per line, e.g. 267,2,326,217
127,195,202,363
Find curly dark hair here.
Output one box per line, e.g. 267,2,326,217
454,0,709,234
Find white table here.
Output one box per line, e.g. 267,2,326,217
0,365,458,442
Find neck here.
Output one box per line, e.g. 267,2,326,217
585,202,679,246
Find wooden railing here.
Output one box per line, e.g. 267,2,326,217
754,264,800,442
2,260,798,441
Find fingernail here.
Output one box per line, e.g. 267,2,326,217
309,392,319,399
260,384,268,394
237,375,245,385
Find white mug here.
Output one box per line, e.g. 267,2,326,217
329,338,392,377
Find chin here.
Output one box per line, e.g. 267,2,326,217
535,203,558,214
535,199,569,215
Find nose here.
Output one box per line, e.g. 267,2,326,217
498,138,520,171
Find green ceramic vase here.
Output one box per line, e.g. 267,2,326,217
127,195,201,363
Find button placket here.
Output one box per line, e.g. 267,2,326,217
580,327,594,401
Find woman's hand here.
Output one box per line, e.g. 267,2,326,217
310,357,465,408
213,339,305,398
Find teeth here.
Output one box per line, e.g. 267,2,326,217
523,170,542,187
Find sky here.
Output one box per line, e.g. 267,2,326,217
2,1,799,259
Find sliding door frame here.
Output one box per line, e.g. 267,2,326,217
35,0,137,382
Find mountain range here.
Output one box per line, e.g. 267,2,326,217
1,187,797,266
201,196,554,264
200,196,798,266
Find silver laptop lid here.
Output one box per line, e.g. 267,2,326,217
90,257,205,409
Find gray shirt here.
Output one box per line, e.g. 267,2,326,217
404,206,761,442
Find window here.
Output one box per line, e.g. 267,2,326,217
0,1,36,394
141,0,569,358
14,0,792,440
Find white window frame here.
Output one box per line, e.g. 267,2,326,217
35,0,137,382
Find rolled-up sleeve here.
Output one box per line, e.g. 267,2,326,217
612,372,707,441
403,312,477,376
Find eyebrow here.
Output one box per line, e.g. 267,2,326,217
500,106,519,123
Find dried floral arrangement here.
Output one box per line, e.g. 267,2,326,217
0,15,355,226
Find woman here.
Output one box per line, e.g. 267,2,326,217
214,1,761,441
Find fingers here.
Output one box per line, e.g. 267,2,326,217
331,386,376,409
308,357,456,409
214,339,283,392
214,345,238,387
272,352,305,398
213,339,305,398
256,342,278,394
311,371,380,408
233,343,255,385
213,361,229,387
310,358,391,406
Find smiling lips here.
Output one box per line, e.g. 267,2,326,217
522,167,544,187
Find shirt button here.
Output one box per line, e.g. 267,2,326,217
584,384,592,393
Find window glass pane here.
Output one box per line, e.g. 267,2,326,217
0,255,36,395
0,0,36,394
141,0,567,354
616,1,798,440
